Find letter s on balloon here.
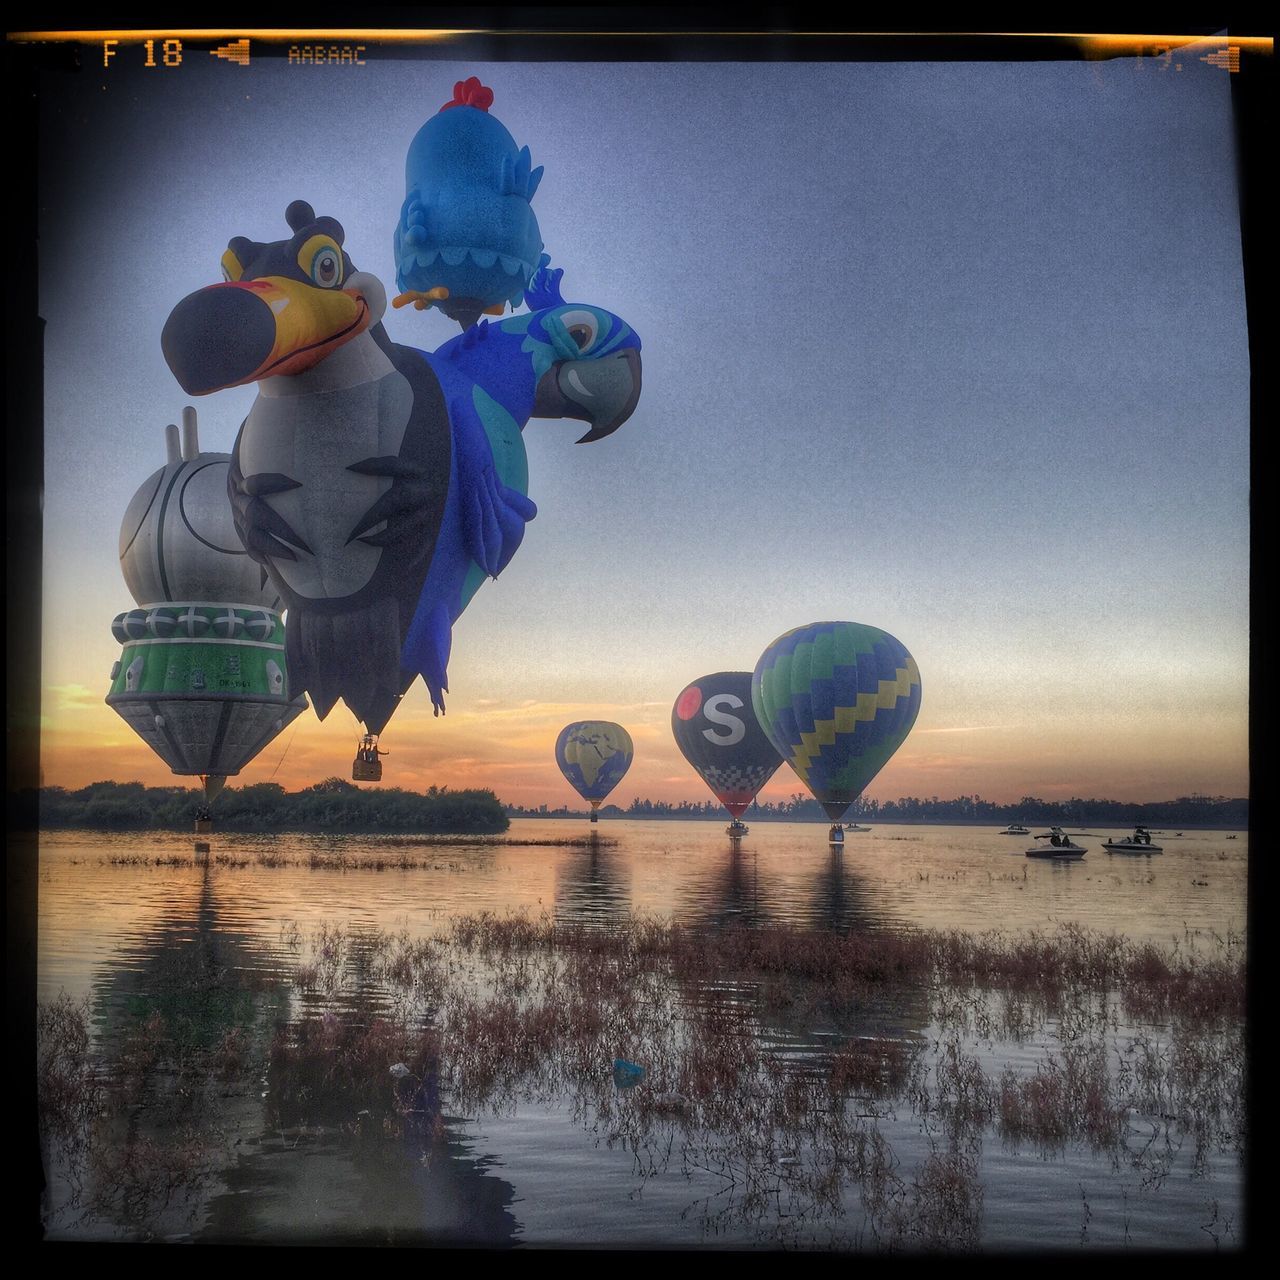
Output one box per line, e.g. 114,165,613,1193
702,693,746,746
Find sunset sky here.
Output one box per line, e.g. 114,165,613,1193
35,44,1250,808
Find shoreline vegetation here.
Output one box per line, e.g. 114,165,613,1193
37,779,508,834
38,911,1245,1247
532,793,1248,828
32,780,1247,833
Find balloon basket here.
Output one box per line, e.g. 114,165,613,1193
352,757,383,782
353,734,385,782
195,818,213,835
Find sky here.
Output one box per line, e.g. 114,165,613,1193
33,43,1251,808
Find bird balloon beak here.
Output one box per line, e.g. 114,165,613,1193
533,349,642,442
162,275,379,396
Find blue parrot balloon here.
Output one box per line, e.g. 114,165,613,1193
393,77,545,330
161,201,642,742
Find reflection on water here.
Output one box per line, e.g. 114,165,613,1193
811,849,875,933
554,842,630,926
686,844,769,930
35,820,1247,1248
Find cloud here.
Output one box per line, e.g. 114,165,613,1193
913,725,1022,735
45,684,105,711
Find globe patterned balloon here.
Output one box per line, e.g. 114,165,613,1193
555,721,634,807
751,621,921,821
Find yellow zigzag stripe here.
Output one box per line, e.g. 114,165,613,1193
790,662,919,782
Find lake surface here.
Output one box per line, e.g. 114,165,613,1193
36,820,1248,1250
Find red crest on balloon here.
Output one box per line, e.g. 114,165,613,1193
674,685,703,720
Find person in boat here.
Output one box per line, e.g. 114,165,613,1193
1135,826,1149,845
1049,831,1061,847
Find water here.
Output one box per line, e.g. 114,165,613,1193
35,820,1247,1250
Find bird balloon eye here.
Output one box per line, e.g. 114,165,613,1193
557,309,599,353
299,236,344,288
312,248,341,287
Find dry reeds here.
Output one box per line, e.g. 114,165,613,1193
38,909,1245,1247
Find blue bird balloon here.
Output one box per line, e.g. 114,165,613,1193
161,201,642,740
393,77,545,330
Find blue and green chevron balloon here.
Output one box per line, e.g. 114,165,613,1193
751,621,921,821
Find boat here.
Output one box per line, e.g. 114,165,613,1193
844,823,872,832
998,823,1031,835
1102,827,1163,854
1026,827,1086,859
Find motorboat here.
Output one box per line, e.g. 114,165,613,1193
999,823,1031,835
844,823,872,832
1102,827,1162,854
1026,827,1086,859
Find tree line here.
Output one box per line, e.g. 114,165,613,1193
506,792,1247,826
37,779,509,834
32,781,1246,832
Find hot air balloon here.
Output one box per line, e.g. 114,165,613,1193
751,621,921,832
671,672,783,836
162,203,641,767
106,408,307,825
555,721,633,823
393,76,545,329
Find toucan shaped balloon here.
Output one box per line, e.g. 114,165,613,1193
393,76,545,329
671,672,783,818
161,201,642,737
751,621,921,822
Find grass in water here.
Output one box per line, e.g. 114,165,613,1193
39,914,1244,1248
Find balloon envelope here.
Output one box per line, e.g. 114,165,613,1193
555,721,633,805
671,672,783,818
395,77,545,327
107,419,304,797
751,621,921,821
